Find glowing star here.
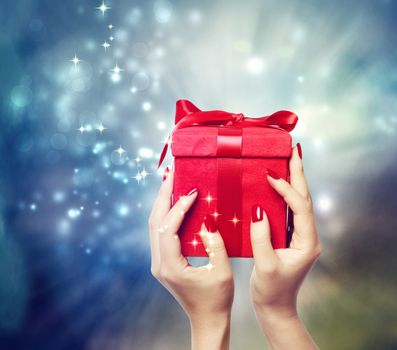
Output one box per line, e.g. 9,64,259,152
203,193,215,204
95,122,107,133
108,24,114,30
116,146,126,156
102,41,111,50
70,54,81,66
135,157,141,163
110,64,123,74
97,2,110,15
109,36,114,41
140,168,149,179
229,214,240,227
211,211,220,219
190,238,200,250
133,171,143,184
77,125,86,134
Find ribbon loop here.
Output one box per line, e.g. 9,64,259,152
158,99,298,168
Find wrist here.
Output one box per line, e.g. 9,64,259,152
253,303,299,330
190,312,231,350
252,292,297,323
253,306,320,350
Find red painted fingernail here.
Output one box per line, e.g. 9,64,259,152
162,166,170,181
296,142,302,159
265,168,280,180
186,187,198,196
204,212,217,233
251,204,263,223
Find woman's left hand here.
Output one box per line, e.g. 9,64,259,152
148,166,234,350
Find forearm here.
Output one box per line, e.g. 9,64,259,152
255,308,319,350
190,313,231,350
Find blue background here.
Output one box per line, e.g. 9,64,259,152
1,0,397,349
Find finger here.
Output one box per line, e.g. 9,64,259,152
266,169,319,250
265,169,310,215
148,166,173,276
148,223,161,277
164,187,198,234
158,188,199,268
199,220,230,271
289,144,310,198
250,205,278,264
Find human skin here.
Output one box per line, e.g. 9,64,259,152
148,143,321,350
250,144,322,349
148,166,234,350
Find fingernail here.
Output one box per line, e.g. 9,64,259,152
265,168,280,180
186,187,198,196
162,166,170,181
251,204,264,223
296,142,302,159
204,213,217,233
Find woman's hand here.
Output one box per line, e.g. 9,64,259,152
250,144,321,350
148,166,234,350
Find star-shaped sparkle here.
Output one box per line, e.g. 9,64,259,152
102,41,111,50
229,214,241,227
190,238,201,250
110,64,124,74
70,54,81,66
77,125,86,134
95,122,107,133
116,146,126,156
97,2,110,15
203,193,215,204
140,168,149,179
109,36,114,41
133,171,144,184
108,24,114,30
211,211,220,219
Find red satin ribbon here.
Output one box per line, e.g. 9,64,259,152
216,128,243,255
157,99,299,168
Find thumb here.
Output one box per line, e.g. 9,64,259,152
163,187,198,235
200,214,230,271
250,204,277,263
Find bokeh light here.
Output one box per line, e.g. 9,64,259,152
0,0,397,349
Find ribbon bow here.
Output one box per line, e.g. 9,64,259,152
157,99,298,168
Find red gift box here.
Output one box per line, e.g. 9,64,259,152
158,100,298,258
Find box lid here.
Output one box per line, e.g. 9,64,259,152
171,125,292,158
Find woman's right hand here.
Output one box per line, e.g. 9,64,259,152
249,144,321,349
148,166,234,350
